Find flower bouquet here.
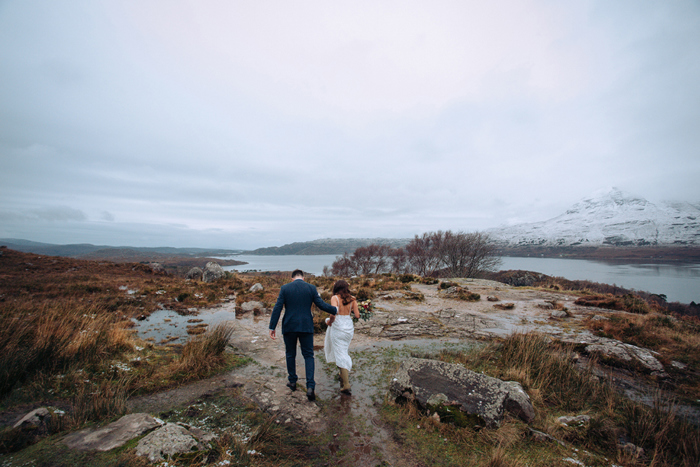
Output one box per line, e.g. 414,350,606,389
354,300,374,322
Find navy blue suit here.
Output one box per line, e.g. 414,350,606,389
269,278,337,389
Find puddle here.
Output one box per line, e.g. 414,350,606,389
132,302,236,344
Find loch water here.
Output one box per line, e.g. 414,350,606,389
222,254,700,304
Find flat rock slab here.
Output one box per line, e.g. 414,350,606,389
62,413,161,451
390,357,535,428
559,333,666,375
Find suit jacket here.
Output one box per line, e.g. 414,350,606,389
269,279,337,334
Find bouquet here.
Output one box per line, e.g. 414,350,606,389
355,300,374,322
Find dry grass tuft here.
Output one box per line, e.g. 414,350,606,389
176,323,234,378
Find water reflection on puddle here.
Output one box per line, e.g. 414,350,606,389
132,306,236,345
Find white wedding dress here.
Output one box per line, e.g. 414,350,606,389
324,304,355,371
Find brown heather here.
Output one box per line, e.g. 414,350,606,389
0,248,248,428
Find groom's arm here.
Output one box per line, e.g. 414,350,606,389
269,287,286,337
311,285,337,315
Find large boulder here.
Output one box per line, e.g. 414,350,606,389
390,358,535,428
249,283,263,292
559,333,666,376
134,423,214,462
186,267,203,280
202,262,225,283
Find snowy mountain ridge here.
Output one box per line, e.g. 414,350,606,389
489,188,700,247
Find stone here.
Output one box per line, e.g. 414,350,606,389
186,267,203,280
671,360,688,370
585,342,665,374
134,423,212,462
551,310,568,319
528,428,566,446
249,283,263,292
487,296,500,302
63,413,162,451
557,415,591,427
619,442,645,459
149,263,165,274
390,358,535,427
379,292,405,300
591,315,609,321
239,301,266,314
202,262,225,283
13,408,51,429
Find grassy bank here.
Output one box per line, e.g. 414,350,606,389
384,332,700,467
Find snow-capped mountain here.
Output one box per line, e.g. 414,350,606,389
490,188,700,247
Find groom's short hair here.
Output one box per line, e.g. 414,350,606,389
291,269,304,278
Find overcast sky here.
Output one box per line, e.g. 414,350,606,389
1,1,699,249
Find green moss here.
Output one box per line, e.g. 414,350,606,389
428,403,485,428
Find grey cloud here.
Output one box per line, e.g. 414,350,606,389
32,206,86,222
100,211,115,222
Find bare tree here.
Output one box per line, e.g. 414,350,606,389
331,252,356,276
390,247,408,274
440,231,501,277
405,232,445,276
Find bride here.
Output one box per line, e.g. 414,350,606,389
324,279,360,394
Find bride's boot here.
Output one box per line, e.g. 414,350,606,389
340,368,351,394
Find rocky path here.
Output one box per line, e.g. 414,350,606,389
121,279,696,464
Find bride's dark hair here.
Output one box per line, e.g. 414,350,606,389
332,280,355,305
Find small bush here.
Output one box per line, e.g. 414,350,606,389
399,274,416,283
457,291,481,302
356,287,374,301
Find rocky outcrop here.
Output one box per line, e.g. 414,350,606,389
186,267,203,280
134,422,214,462
63,413,162,451
202,262,225,282
390,358,535,427
559,333,666,376
249,283,263,292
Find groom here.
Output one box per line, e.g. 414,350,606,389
269,269,337,401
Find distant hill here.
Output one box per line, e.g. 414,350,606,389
245,238,410,255
0,239,243,259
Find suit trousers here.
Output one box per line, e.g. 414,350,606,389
282,332,315,389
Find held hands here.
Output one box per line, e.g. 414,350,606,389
326,316,335,327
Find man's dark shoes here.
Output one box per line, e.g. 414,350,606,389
286,382,297,392
306,388,316,401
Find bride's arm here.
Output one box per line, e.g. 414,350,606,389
327,296,338,326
